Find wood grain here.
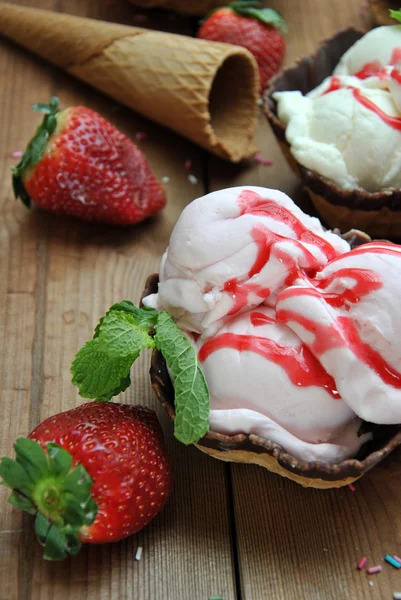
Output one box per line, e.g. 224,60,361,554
209,2,401,599
0,2,236,600
1,1,401,600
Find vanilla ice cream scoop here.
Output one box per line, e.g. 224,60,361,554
143,186,349,336
334,26,401,78
276,242,401,424
197,306,366,463
274,25,401,192
275,74,401,192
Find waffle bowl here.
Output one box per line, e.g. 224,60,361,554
369,0,397,25
264,28,401,240
142,230,401,489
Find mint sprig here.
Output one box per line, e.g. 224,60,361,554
71,303,210,445
0,438,96,561
390,9,401,23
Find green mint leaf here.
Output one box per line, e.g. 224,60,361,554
71,338,136,400
72,307,155,401
155,311,210,445
390,9,401,23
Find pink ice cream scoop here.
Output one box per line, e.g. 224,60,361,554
143,186,349,336
197,306,366,463
276,242,401,424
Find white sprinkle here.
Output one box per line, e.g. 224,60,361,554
135,546,143,561
12,150,23,158
369,582,374,587
188,174,198,185
257,97,264,106
161,176,170,184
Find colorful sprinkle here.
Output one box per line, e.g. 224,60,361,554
188,174,198,185
367,565,382,575
185,159,192,170
357,557,367,570
135,546,143,561
255,152,273,166
135,131,148,141
386,555,401,568
369,581,374,587
393,556,401,565
348,483,356,492
12,150,23,158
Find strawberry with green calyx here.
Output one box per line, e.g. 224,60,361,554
12,97,166,225
0,402,173,560
390,9,401,22
71,302,210,446
198,1,287,92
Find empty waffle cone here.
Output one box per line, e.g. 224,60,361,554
369,0,397,25
128,0,225,15
141,234,401,489
0,2,259,162
264,28,401,239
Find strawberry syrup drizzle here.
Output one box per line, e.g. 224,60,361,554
391,48,401,66
353,48,401,80
223,191,338,316
276,242,401,389
198,332,340,398
391,66,401,85
322,77,401,131
250,312,276,327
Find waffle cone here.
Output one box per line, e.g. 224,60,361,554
128,0,225,15
0,2,259,162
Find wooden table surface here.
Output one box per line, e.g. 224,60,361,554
1,1,401,599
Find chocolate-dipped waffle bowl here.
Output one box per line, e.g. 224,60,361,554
264,28,401,240
142,229,401,489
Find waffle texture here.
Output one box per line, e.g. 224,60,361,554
0,2,259,161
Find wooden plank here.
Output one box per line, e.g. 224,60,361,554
0,2,236,599
208,1,401,599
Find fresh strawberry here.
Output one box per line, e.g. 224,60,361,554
198,2,286,92
12,97,166,225
0,402,173,560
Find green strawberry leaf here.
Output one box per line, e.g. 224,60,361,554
230,4,287,32
155,310,210,445
390,9,401,23
0,438,97,561
72,306,156,400
12,96,60,209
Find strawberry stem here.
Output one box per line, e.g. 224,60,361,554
12,97,60,209
390,9,401,23
0,437,97,561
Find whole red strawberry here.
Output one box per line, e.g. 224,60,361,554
12,97,166,225
0,402,173,560
198,2,286,92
